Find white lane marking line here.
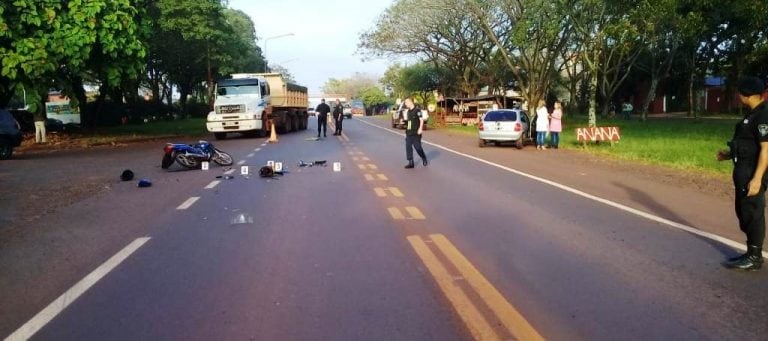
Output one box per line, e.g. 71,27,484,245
205,180,220,189
247,153,255,158
260,143,267,147
177,197,200,210
254,148,261,152
6,237,151,341
224,169,235,175
356,119,764,257
236,160,246,166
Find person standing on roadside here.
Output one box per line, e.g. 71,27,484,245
717,76,768,271
315,99,330,138
549,101,563,149
535,100,549,150
621,100,633,120
403,97,428,169
332,99,344,136
33,106,46,144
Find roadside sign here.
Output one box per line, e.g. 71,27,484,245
333,162,341,172
275,162,283,172
201,161,209,171
241,166,249,175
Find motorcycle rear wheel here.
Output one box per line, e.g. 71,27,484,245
175,153,201,169
212,149,234,166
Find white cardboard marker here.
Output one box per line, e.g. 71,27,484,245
201,161,209,171
241,166,249,175
333,162,341,172
267,160,275,168
275,162,283,172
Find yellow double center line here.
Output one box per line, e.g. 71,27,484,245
408,234,544,341
343,123,542,340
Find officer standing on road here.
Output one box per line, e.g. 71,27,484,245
332,99,344,136
315,99,330,138
717,76,768,271
403,97,428,169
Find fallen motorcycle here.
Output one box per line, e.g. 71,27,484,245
161,140,234,169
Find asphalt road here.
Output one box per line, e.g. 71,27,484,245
2,116,767,340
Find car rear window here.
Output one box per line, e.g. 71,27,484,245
483,111,517,122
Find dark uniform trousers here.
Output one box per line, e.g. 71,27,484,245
405,135,426,161
334,115,343,135
317,115,327,136
734,159,767,248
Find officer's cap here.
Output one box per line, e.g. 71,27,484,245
738,77,765,96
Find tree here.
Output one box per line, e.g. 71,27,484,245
321,73,379,99
467,0,574,124
0,0,146,122
154,0,232,108
269,64,296,83
359,0,497,96
359,86,388,109
399,62,440,105
567,0,644,125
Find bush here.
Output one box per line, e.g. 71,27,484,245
183,102,211,118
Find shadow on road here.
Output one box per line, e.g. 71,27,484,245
612,181,737,258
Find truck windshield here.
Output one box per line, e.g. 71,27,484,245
217,85,260,96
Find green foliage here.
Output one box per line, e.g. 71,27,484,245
321,73,379,99
359,86,387,107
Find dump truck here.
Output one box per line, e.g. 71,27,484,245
206,73,309,139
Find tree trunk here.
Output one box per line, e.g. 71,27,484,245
70,76,88,122
641,77,659,121
588,68,598,127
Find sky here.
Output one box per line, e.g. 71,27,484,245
228,0,396,94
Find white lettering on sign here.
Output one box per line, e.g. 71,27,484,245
576,126,621,142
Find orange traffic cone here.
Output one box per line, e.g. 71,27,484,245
268,120,278,143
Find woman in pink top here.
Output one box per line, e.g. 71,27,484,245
549,101,563,149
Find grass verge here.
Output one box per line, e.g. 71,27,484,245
20,118,208,150
430,115,737,176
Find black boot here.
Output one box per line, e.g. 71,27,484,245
404,160,415,169
725,245,763,271
422,157,428,166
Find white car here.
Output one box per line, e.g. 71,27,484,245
477,109,529,149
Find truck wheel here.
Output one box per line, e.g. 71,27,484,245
214,132,227,140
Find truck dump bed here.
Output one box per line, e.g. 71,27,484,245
259,73,308,108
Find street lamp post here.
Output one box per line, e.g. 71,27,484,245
263,33,295,73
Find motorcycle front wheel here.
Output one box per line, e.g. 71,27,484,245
175,153,201,169
212,149,234,166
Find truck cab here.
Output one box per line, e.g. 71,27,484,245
207,75,271,139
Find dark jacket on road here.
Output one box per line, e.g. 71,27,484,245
316,103,331,119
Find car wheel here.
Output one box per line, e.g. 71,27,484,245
0,139,13,160
515,138,524,149
478,139,486,148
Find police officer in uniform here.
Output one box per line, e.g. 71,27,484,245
315,99,330,138
403,98,428,169
717,76,768,271
332,99,344,136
